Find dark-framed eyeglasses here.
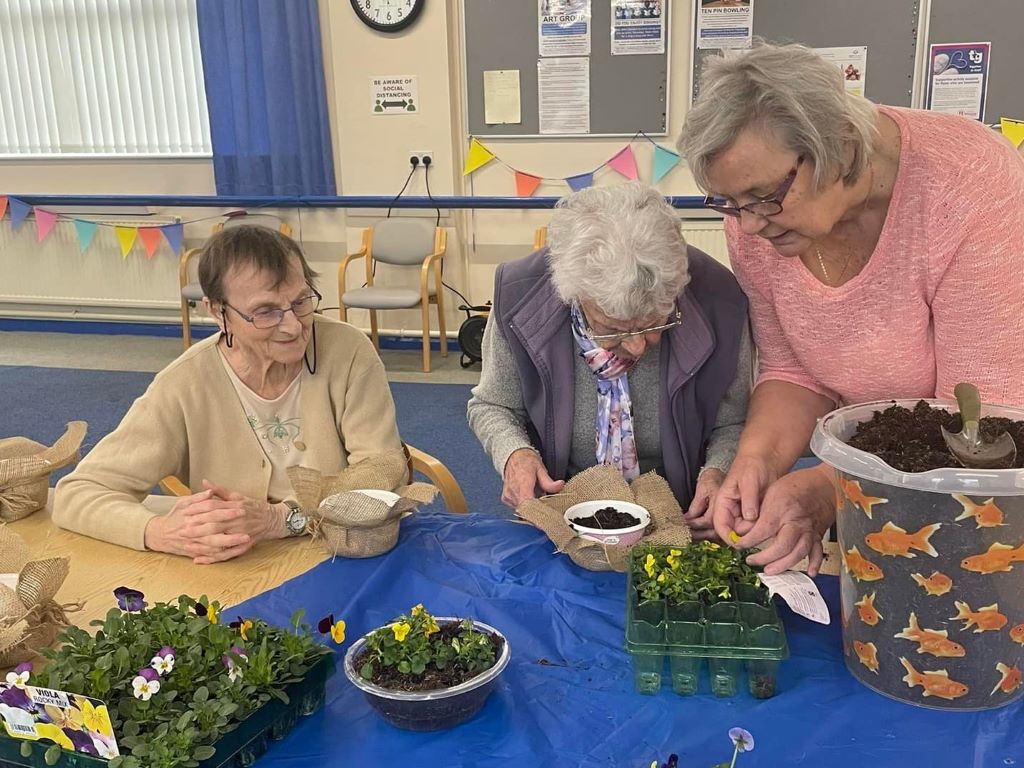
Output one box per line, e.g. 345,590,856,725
584,302,682,345
704,156,804,218
223,288,322,329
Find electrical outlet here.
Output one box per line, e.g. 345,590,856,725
411,150,433,166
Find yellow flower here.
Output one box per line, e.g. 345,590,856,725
644,554,656,578
34,723,74,750
392,622,411,642
330,620,346,644
239,619,254,641
411,604,426,617
706,542,720,551
207,604,220,625
669,549,681,557
80,700,113,738
657,573,666,583
728,530,741,544
425,619,440,636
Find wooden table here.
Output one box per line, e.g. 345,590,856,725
7,499,329,628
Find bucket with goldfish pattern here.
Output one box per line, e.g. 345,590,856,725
811,399,1024,711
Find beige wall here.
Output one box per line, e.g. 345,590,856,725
0,0,725,336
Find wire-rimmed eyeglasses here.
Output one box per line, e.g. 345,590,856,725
223,288,322,329
704,156,804,218
583,302,682,345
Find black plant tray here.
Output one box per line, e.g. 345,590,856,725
0,651,336,768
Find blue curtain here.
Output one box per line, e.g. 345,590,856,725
196,0,336,196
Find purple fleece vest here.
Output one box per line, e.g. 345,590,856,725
493,246,748,509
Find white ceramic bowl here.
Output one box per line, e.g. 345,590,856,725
563,500,650,546
353,489,402,506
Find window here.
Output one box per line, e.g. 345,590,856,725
0,0,212,157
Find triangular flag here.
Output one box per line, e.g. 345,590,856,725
161,223,184,254
35,209,59,242
73,220,98,251
0,196,7,219
1001,117,1024,150
9,198,31,231
115,226,138,258
565,172,594,192
139,227,162,258
652,145,681,184
463,138,496,175
514,171,543,197
607,145,639,181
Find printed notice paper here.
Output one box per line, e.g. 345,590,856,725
538,0,591,57
369,75,419,114
696,0,753,51
816,46,867,98
611,0,666,56
538,57,590,135
925,42,991,121
484,70,522,125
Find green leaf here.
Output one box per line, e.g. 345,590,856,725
192,746,216,760
289,608,306,627
360,662,374,679
218,702,238,717
19,742,32,758
122,719,141,738
43,744,62,766
193,686,209,704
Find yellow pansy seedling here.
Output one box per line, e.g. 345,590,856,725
392,622,411,642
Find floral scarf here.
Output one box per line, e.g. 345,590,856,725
570,303,640,482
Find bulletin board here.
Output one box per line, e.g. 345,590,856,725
927,0,1023,123
463,0,670,137
689,0,920,109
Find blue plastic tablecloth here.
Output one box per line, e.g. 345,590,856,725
233,512,1024,767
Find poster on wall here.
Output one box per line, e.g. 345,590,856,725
484,70,522,125
538,0,591,57
538,57,590,134
611,1,665,56
696,0,753,51
815,46,867,98
925,42,991,121
369,75,419,114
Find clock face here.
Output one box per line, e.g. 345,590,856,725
350,0,425,33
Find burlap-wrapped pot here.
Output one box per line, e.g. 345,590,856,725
0,527,72,668
517,465,692,572
287,450,437,558
0,422,87,522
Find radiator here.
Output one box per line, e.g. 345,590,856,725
679,221,728,266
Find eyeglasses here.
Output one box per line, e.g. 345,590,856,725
583,302,682,345
704,156,804,218
223,288,322,329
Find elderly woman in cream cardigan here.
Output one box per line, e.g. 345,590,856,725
55,227,404,564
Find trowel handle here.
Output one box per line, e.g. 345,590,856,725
954,382,982,443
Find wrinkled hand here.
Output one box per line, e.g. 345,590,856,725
144,480,286,564
501,448,565,509
683,468,725,540
711,454,781,544
733,466,836,576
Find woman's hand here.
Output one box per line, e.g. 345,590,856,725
733,465,836,576
501,448,565,509
683,468,725,540
711,454,782,543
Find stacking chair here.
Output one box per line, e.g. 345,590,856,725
178,214,293,349
338,219,448,373
533,226,548,251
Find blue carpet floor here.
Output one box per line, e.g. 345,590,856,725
0,365,504,516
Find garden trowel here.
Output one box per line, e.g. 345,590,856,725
941,382,1017,469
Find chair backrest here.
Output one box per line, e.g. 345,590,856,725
216,213,293,237
370,218,438,266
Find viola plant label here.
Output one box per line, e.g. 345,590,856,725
0,680,119,759
758,572,830,625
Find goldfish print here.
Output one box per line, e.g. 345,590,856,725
961,542,1024,575
952,494,1005,528
839,477,888,519
911,571,953,597
992,663,1022,695
853,641,879,674
1010,624,1024,646
855,592,883,626
894,613,966,658
842,545,884,582
899,657,970,701
864,521,940,558
951,601,1008,633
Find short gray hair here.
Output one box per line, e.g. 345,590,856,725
679,42,878,193
547,182,689,320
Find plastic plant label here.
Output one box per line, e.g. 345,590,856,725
758,572,831,625
0,574,18,590
0,683,119,758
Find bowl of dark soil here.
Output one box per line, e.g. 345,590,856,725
343,605,509,731
564,500,651,546
811,399,1024,712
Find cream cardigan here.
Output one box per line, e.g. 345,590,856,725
54,316,402,550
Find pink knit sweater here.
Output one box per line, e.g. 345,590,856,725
727,106,1024,407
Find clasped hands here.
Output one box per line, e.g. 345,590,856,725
144,480,288,564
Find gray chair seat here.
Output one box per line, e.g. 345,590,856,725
181,282,204,302
342,286,436,310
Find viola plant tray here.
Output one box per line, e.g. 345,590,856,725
626,546,789,699
0,652,336,768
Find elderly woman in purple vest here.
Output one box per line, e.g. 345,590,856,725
468,182,753,530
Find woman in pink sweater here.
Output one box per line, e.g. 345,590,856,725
678,42,1024,576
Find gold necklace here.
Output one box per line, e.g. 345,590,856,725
814,165,875,287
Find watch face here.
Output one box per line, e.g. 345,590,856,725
350,0,425,33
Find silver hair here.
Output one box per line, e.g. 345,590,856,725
547,182,690,320
678,42,879,193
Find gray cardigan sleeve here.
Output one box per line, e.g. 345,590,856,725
466,316,536,477
700,319,754,476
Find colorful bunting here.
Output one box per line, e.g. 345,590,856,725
652,145,681,184
514,171,543,198
9,198,31,231
74,220,99,251
1001,117,1024,150
607,146,638,181
463,138,496,176
115,226,138,258
161,223,184,254
138,227,163,258
35,208,59,242
0,196,7,220
565,172,594,192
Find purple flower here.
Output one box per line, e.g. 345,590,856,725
137,667,159,683
317,614,335,634
157,646,175,658
222,645,248,667
113,586,146,612
14,663,32,676
0,685,32,710
64,728,98,755
729,727,754,752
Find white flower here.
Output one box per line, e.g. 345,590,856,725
227,666,244,683
95,740,118,759
4,670,29,689
132,675,160,701
150,654,175,675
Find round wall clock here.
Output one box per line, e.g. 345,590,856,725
350,0,425,33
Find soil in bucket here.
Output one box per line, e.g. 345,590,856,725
572,506,641,529
824,400,1024,711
